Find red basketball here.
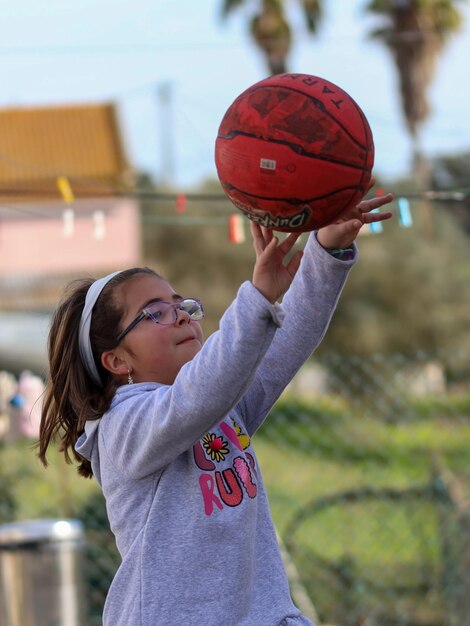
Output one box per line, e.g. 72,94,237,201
215,73,374,232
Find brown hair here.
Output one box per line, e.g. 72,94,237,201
38,267,159,478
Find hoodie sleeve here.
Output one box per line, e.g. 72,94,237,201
236,231,357,435
77,280,285,479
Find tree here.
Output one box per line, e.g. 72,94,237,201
320,193,470,362
221,0,323,74
431,150,470,233
364,0,466,172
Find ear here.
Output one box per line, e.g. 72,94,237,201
101,349,129,378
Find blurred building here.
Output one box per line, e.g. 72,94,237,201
0,102,142,373
0,101,142,311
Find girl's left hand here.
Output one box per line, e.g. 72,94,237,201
251,222,303,304
316,191,394,251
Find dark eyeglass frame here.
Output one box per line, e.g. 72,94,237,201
116,298,204,343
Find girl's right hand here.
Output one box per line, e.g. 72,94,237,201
250,222,303,304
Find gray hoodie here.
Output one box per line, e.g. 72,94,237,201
75,232,356,626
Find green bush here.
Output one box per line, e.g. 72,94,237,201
0,443,16,523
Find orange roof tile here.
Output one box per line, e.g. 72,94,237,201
0,102,131,200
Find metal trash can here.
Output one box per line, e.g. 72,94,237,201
0,519,86,626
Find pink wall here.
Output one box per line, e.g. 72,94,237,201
0,198,142,276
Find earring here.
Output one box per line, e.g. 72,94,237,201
127,369,134,385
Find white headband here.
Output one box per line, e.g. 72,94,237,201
78,270,122,386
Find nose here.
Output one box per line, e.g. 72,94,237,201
175,307,191,325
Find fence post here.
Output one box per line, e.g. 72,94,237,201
434,463,470,626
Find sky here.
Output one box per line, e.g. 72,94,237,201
1,0,470,188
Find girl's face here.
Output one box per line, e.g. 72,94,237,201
113,274,204,385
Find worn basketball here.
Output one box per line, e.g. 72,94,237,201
215,73,374,232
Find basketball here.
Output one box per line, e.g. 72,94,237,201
215,73,374,232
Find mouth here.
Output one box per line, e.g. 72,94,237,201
176,336,197,345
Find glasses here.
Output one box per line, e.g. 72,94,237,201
116,298,204,343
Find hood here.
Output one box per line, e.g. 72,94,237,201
74,382,162,484
75,419,102,484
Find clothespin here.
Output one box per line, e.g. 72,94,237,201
93,210,106,240
57,176,75,204
397,197,413,228
176,193,187,213
228,214,245,244
62,208,74,238
57,176,75,238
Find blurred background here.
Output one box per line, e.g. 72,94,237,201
0,1,469,625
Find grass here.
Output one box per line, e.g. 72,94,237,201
253,394,470,625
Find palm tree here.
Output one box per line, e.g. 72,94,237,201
364,0,466,171
221,0,323,75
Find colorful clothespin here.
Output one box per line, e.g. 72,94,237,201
176,193,187,213
93,210,106,240
57,176,75,204
57,176,75,237
397,197,413,228
228,214,245,244
62,208,74,238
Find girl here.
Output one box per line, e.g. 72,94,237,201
39,194,392,626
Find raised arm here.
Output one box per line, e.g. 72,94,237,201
238,191,394,434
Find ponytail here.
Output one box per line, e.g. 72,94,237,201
38,267,158,478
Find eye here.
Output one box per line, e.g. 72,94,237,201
144,303,167,321
147,309,162,321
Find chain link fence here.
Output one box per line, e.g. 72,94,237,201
0,349,469,626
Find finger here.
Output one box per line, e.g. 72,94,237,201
250,221,266,255
285,250,303,278
333,189,392,224
335,218,363,235
261,226,274,246
363,210,393,224
348,219,363,232
258,234,278,263
277,231,302,256
262,235,279,259
358,193,394,213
